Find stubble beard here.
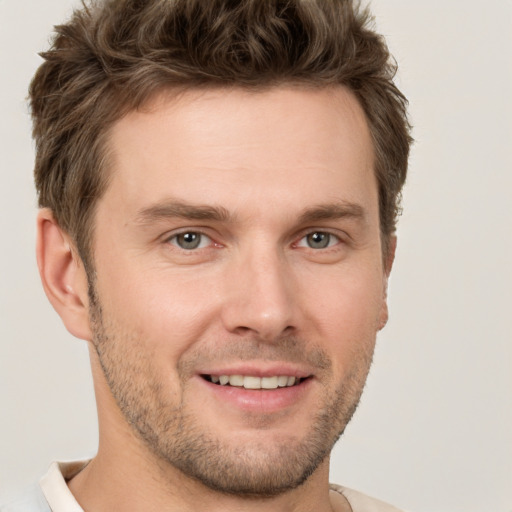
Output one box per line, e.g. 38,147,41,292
89,286,375,497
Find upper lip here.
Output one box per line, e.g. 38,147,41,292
197,362,313,379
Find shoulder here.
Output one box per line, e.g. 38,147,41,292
1,460,88,512
330,483,407,512
0,484,50,512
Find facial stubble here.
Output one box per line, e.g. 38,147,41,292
88,284,375,497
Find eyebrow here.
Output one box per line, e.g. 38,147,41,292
135,200,232,225
134,199,366,226
297,201,366,224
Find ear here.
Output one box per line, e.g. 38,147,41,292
36,208,92,341
378,235,397,331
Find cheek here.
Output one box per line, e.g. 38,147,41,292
95,265,221,359
305,264,384,329
300,265,384,372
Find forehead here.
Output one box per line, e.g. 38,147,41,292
103,85,376,219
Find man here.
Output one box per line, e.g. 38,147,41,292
4,0,411,510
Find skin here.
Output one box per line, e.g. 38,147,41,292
37,85,395,512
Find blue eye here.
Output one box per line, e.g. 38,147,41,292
298,232,339,249
169,232,211,250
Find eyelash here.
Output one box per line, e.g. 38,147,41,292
295,231,342,250
165,229,343,252
166,231,216,251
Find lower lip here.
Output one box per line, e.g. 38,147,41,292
197,376,313,414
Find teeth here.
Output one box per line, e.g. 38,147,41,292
277,376,289,387
229,375,244,386
210,375,301,389
244,376,261,389
261,376,278,389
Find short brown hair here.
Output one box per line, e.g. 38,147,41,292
30,0,411,269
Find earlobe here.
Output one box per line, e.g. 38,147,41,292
36,208,92,341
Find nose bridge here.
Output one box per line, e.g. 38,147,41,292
221,240,296,340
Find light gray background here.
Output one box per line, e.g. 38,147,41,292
1,1,511,511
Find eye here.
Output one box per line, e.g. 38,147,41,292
297,231,340,249
168,231,211,250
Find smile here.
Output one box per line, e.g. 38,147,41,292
203,375,304,389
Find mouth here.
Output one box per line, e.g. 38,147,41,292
198,370,314,413
201,374,308,390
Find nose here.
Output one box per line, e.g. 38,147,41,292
220,247,297,342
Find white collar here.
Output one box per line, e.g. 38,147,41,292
40,460,88,512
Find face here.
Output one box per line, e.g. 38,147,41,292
89,86,389,496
